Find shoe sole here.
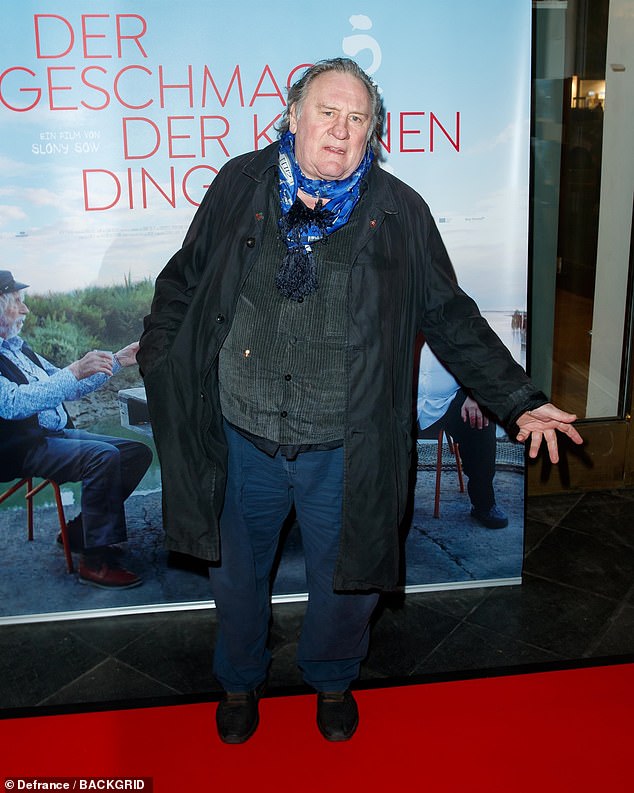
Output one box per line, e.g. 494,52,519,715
317,724,358,741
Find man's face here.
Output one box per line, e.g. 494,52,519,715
0,291,29,339
289,71,373,182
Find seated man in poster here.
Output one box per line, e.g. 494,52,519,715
0,271,152,589
418,343,508,529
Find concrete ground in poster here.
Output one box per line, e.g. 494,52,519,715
0,444,523,622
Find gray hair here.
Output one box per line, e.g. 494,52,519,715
278,58,384,156
0,291,17,338
0,291,15,315
0,290,26,336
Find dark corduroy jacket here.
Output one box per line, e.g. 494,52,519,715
137,142,546,591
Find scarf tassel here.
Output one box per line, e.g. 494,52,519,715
276,198,331,301
275,246,318,300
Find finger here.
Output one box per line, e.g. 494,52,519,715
545,429,560,464
92,355,113,375
528,430,543,459
561,423,584,446
88,351,111,366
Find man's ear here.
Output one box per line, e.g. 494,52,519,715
289,104,298,134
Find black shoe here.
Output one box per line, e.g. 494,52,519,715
56,515,84,552
316,690,359,742
470,504,509,529
216,685,264,744
57,515,124,555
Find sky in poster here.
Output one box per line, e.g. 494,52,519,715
0,0,531,310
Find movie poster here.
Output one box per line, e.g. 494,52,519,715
0,0,530,621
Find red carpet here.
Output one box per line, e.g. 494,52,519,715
1,663,632,792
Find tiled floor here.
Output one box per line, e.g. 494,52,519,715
1,488,633,717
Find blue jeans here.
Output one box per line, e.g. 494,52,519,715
210,422,379,693
421,387,498,512
22,429,152,549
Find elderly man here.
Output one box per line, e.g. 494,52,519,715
418,343,509,529
0,271,151,589
138,58,582,743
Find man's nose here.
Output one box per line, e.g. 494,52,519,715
330,118,350,140
20,302,29,314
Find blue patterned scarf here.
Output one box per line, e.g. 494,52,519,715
276,131,373,300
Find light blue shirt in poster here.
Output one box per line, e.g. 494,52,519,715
0,335,118,430
417,345,460,431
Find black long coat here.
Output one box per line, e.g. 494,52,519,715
137,142,545,591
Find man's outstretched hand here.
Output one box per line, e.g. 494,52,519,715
67,342,140,380
516,403,584,463
68,350,115,380
114,341,140,367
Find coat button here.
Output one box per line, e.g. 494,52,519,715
246,237,256,248
216,314,225,323
284,374,292,381
280,410,288,418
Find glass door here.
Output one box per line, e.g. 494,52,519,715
530,0,634,491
